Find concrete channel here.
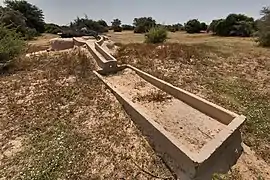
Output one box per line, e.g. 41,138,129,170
75,36,246,180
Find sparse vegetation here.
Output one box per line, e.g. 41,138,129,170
0,24,25,69
145,26,168,44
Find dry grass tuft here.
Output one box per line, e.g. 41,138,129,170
133,90,172,103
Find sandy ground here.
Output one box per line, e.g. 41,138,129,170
104,68,225,153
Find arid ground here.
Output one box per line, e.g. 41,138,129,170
109,31,270,179
0,31,270,179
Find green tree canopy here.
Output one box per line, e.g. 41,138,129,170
4,0,45,33
208,14,255,37
184,19,202,33
133,17,156,33
0,6,27,31
200,22,208,31
97,19,108,27
70,16,106,33
111,19,121,27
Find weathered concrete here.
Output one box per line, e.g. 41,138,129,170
73,36,117,73
126,65,238,125
50,38,74,51
94,66,246,180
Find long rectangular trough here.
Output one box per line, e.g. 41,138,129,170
94,65,246,180
73,36,117,73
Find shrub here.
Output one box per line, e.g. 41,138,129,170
113,26,122,32
0,24,25,68
258,7,270,47
185,19,202,33
24,27,38,40
134,25,146,33
45,23,61,34
145,26,168,44
122,24,134,31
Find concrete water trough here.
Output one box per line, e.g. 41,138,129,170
94,65,246,180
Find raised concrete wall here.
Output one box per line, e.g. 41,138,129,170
73,36,117,73
94,66,246,179
50,38,74,51
126,65,238,125
95,42,116,61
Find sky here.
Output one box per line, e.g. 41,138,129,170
0,0,269,25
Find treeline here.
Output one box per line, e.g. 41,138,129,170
0,0,269,47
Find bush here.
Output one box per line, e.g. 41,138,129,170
185,19,202,33
24,27,38,40
113,26,122,32
134,26,146,33
0,25,25,68
45,23,61,34
258,7,270,47
122,24,134,31
145,26,168,44
209,14,255,37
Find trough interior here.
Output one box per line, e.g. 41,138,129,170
103,68,228,153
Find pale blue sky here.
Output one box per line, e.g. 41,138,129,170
1,0,269,25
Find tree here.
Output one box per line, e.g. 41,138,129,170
0,6,27,31
209,14,255,37
97,19,108,27
111,18,122,32
257,7,270,46
4,0,45,33
133,17,156,33
200,22,208,31
111,19,121,27
185,19,202,33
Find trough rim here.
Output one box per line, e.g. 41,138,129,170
93,65,246,164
